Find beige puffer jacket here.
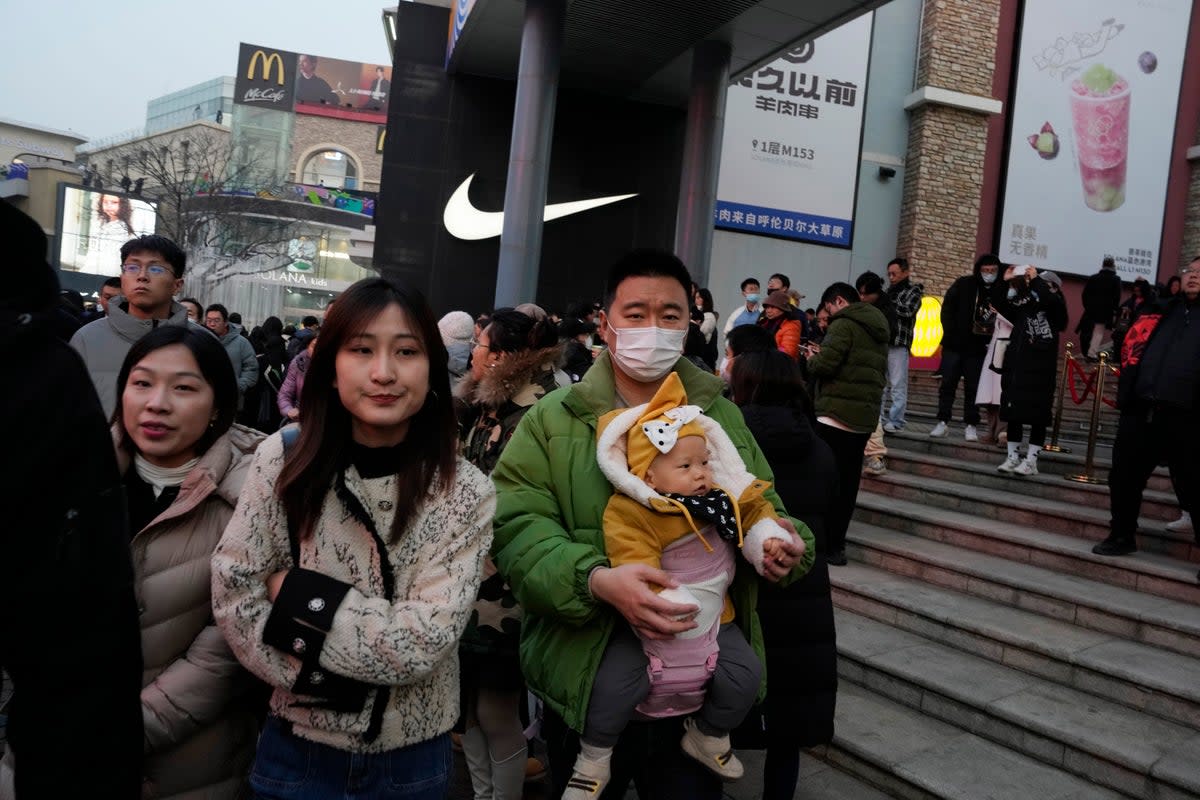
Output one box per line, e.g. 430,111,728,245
119,423,265,799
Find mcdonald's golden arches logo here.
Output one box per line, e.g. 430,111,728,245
247,50,285,85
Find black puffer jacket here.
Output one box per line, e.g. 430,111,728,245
941,266,996,357
992,277,1068,425
0,201,143,798
738,403,838,749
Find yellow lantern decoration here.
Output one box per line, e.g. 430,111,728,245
910,295,943,357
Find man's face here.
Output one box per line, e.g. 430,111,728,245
120,250,182,320
299,56,316,77
743,282,759,301
887,262,908,286
766,278,783,292
598,275,688,355
979,263,999,281
205,311,229,337
824,297,848,317
99,285,121,314
1183,260,1200,301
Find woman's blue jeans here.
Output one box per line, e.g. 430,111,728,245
251,716,451,799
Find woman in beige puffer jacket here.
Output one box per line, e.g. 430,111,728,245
114,325,266,799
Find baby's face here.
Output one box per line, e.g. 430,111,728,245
644,436,713,496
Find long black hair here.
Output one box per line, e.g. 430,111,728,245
276,277,457,542
729,349,812,415
113,324,238,455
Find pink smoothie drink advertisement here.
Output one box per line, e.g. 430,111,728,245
999,0,1193,280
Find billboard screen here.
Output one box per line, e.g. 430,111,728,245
714,13,873,247
998,0,1193,280
294,53,392,123
57,185,158,276
234,43,393,123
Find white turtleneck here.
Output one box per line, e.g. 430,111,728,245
134,453,200,498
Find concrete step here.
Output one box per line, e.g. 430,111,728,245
824,680,1125,800
904,405,1117,444
718,749,896,800
851,494,1200,603
831,562,1200,729
860,471,1197,562
881,426,1174,493
880,448,1181,523
845,522,1200,660
835,611,1200,800
902,393,1119,427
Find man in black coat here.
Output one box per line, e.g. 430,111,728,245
1094,256,1200,574
0,200,144,797
931,254,1002,441
1077,256,1123,360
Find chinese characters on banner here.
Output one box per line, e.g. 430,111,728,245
998,0,1193,280
715,13,873,247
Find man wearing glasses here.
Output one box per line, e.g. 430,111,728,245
70,235,204,417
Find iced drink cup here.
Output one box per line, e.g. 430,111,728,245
1069,70,1130,213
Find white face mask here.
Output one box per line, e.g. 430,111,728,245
981,272,998,285
607,323,687,382
718,355,732,382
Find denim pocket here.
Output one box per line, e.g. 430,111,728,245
385,734,451,796
250,718,313,796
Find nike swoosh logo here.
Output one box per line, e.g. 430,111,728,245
443,174,638,241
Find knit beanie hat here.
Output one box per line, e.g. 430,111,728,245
438,310,474,346
625,373,707,479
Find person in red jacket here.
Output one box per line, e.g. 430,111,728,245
759,291,802,360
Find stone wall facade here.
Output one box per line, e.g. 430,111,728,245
898,0,1001,297
1182,123,1200,272
290,115,384,190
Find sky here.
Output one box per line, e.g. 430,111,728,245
4,0,397,142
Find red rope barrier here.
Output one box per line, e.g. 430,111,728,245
1065,358,1097,405
1062,358,1120,408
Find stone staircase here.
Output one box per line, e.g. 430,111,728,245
906,367,1122,446
807,370,1200,800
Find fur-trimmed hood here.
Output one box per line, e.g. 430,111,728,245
597,401,760,512
455,342,564,408
597,399,791,575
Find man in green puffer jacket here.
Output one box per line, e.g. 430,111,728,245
490,250,815,800
806,282,889,566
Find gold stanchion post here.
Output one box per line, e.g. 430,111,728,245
1043,342,1074,453
1066,352,1109,485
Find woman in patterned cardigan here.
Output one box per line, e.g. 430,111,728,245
212,278,496,799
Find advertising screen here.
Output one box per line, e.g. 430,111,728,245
57,185,158,276
294,53,393,123
998,0,1193,279
714,13,873,247
235,43,392,123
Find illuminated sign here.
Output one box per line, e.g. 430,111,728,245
442,174,637,241
234,43,297,111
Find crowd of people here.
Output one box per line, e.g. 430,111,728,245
3,187,1197,800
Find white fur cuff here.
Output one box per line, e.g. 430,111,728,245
743,519,793,576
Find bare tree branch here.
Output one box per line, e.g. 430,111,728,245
87,125,300,286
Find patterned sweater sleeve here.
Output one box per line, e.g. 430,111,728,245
211,435,304,690
315,478,496,686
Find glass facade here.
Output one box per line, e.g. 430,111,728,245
146,77,235,133
231,104,295,186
